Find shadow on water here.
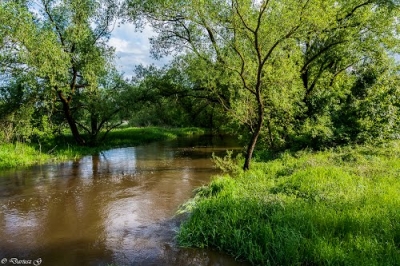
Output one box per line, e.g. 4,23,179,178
0,135,248,266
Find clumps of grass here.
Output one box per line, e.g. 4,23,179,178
0,142,51,169
178,141,400,265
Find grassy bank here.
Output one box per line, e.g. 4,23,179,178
178,142,400,265
0,127,204,170
0,143,51,169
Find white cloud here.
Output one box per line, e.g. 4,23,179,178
108,38,130,53
108,23,171,78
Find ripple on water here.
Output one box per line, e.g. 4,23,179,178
0,136,246,265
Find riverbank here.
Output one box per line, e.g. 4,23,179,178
0,127,204,170
178,141,400,265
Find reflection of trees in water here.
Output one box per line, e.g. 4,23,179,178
37,170,113,265
0,136,241,265
0,161,114,264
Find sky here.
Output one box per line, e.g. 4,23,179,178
27,2,168,78
110,22,400,79
108,23,171,78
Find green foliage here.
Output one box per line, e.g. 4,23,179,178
129,0,400,169
211,150,243,175
178,142,400,265
0,74,63,144
293,54,400,149
127,64,228,130
74,69,132,145
0,0,125,146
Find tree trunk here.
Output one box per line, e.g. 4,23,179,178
89,113,99,145
58,91,86,146
243,102,264,171
243,121,263,170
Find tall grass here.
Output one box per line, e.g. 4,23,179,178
178,142,400,265
0,143,51,169
0,127,205,170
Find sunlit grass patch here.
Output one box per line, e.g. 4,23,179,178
178,142,400,265
0,143,50,169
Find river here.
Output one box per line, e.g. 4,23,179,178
0,135,247,266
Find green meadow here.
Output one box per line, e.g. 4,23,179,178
178,142,400,265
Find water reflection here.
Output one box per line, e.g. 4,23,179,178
0,135,246,265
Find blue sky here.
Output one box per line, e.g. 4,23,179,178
108,23,171,78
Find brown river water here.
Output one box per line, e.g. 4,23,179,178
0,135,248,266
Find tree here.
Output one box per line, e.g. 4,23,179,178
74,68,130,145
0,3,54,143
294,0,400,148
128,0,307,169
126,63,227,129
127,0,400,170
0,0,121,145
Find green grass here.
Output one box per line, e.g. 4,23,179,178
178,142,400,265
0,142,51,169
0,127,205,170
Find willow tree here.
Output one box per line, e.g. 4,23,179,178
0,2,63,142
128,0,399,170
294,1,400,147
0,0,121,145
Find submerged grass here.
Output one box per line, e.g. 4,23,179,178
178,142,400,265
0,127,204,170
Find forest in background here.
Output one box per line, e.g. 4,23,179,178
0,0,400,169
